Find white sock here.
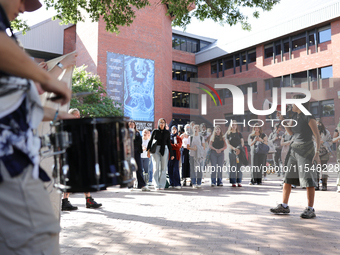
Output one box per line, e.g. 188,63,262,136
308,206,314,210
282,203,288,208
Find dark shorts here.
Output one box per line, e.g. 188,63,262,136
283,150,317,187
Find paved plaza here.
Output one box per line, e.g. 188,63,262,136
60,171,340,255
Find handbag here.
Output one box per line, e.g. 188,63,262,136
255,142,270,154
319,146,328,157
150,139,157,154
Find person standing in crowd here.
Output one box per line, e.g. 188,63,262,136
316,119,332,191
332,118,340,193
147,118,174,190
181,124,191,186
248,124,268,185
209,125,227,187
226,121,244,187
280,130,295,188
188,124,205,188
147,129,153,185
268,124,284,177
168,126,182,189
200,123,211,183
61,109,102,211
270,94,320,219
141,129,150,185
129,120,150,191
0,0,73,253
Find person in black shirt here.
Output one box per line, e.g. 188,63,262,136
248,124,268,185
209,125,227,187
270,94,320,219
226,120,244,187
147,118,174,190
332,119,340,193
129,120,150,191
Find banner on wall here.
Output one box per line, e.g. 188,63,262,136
107,52,155,122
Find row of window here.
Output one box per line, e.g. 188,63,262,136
172,34,212,53
172,62,198,82
211,49,256,74
172,91,198,109
265,66,333,90
310,99,334,117
216,82,257,105
264,25,331,58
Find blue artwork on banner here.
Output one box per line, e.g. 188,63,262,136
124,56,154,122
106,52,124,105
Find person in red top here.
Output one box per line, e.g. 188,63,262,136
168,126,183,189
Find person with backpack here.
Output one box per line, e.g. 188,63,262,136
209,125,227,187
187,124,205,188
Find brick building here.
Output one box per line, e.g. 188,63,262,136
17,1,340,138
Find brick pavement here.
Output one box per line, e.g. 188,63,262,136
60,172,340,255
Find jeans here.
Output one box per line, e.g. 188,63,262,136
152,145,169,189
148,154,153,183
141,158,149,183
210,150,224,185
229,152,242,184
190,156,202,185
168,158,181,187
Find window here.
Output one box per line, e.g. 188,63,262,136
283,39,289,53
282,75,290,87
309,30,316,46
321,100,334,116
218,59,223,71
292,33,306,51
275,41,282,55
265,79,271,90
241,52,246,65
320,66,332,79
172,91,198,109
190,94,198,109
264,44,274,58
211,61,217,74
309,100,334,117
310,102,319,117
318,25,331,44
248,49,256,63
224,57,233,69
292,71,307,86
200,40,211,51
309,69,317,82
235,55,240,67
172,34,202,53
172,62,198,82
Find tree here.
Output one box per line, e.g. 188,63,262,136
13,0,280,33
70,65,123,118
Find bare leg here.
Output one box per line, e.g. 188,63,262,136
63,192,70,199
282,183,292,204
84,192,90,198
306,187,315,207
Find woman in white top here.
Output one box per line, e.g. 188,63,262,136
141,129,150,185
180,124,191,186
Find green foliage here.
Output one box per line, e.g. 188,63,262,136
11,18,30,34
12,0,280,34
70,65,123,118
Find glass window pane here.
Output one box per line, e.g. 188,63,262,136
190,94,198,109
265,79,272,90
180,38,186,51
235,55,240,67
309,69,317,82
292,34,306,51
320,66,333,79
252,82,257,93
321,100,334,116
192,41,198,53
187,40,192,53
272,77,282,88
275,42,281,55
211,62,217,74
175,64,181,80
292,71,307,85
310,102,319,116
224,58,233,69
218,59,223,71
264,44,274,58
174,37,181,50
283,40,289,53
282,75,290,87
309,31,315,46
319,27,331,43
248,50,256,63
200,41,210,50
241,52,246,65
181,65,187,81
